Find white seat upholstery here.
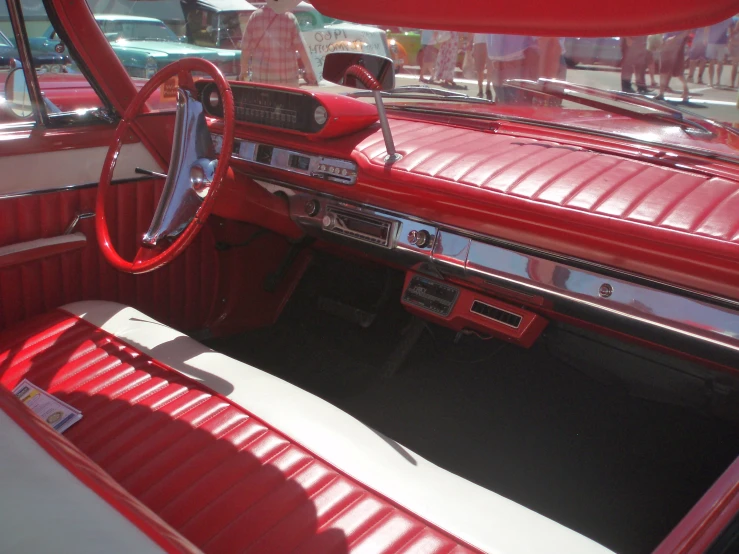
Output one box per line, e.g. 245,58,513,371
0,402,199,554
60,300,613,554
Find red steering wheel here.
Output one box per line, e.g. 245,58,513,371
96,58,234,274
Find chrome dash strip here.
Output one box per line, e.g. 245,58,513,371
432,230,739,353
253,177,739,357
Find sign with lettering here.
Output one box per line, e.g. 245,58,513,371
302,24,390,79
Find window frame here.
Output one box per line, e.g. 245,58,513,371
1,0,119,132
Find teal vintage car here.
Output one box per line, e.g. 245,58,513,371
30,15,240,78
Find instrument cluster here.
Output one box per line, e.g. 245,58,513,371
199,81,327,134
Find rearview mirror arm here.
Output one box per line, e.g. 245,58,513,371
374,90,402,164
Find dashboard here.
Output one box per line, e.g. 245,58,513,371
204,81,739,368
248,172,739,365
198,80,379,139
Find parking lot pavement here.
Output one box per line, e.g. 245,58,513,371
395,65,739,125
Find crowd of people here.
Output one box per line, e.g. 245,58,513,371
416,18,739,105
418,33,567,103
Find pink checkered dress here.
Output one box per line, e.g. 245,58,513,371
241,9,305,86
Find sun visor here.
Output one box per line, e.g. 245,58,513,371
310,0,738,37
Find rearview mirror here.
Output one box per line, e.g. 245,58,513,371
4,66,33,119
322,52,395,91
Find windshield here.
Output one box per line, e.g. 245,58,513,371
98,19,178,42
85,1,739,159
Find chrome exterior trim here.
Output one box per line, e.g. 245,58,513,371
5,0,45,126
143,88,215,247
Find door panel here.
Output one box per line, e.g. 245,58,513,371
0,177,219,332
0,141,158,195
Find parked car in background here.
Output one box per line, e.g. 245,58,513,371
30,15,240,78
0,28,68,70
563,36,622,67
181,0,255,49
87,0,187,35
183,1,399,76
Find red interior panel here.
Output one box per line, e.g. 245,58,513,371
0,309,479,554
0,182,218,332
402,272,548,347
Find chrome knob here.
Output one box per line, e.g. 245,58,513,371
322,214,334,228
415,230,431,248
304,199,320,217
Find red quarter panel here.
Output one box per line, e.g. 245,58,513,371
0,310,478,554
0,181,218,331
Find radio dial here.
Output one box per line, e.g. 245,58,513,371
414,229,431,248
322,214,334,228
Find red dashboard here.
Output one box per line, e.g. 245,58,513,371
208,109,739,303
192,86,739,369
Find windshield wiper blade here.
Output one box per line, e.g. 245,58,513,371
504,78,715,136
347,85,489,103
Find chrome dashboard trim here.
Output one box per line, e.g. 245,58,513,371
248,176,739,359
214,134,358,185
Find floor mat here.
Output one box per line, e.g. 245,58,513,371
209,254,739,554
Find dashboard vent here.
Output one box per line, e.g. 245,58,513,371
470,301,522,328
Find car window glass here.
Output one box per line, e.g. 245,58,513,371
0,0,105,126
77,0,739,156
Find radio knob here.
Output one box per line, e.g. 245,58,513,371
415,230,431,248
322,214,334,228
304,199,320,217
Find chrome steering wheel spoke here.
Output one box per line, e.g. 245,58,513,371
142,87,217,247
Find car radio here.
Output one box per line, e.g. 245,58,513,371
321,206,398,248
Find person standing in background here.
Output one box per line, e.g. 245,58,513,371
656,30,690,103
434,31,461,88
646,34,662,88
240,0,317,86
486,34,538,104
729,19,739,88
472,33,493,99
419,30,438,83
620,36,648,93
705,18,734,87
687,27,708,84
537,37,562,78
